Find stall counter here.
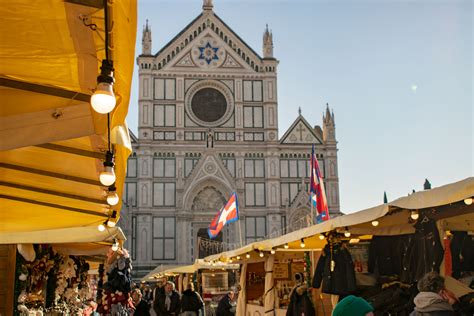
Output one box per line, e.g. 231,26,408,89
247,303,287,316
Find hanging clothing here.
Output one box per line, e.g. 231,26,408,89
451,231,474,279
400,218,444,284
313,241,357,296
368,235,406,276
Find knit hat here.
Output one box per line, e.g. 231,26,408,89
332,295,374,316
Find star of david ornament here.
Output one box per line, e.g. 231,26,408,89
198,42,219,65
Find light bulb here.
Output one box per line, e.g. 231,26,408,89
259,252,264,258
107,192,119,205
411,210,419,220
319,234,325,240
245,253,250,259
270,249,276,255
344,229,351,238
284,243,289,249
111,242,119,251
236,256,240,260
98,223,105,231
100,166,116,186
371,220,379,227
464,198,473,205
91,82,116,114
300,239,306,248
107,220,116,228
229,259,233,263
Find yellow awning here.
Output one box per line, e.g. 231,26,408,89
0,0,137,234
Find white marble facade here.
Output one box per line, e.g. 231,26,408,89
124,1,340,278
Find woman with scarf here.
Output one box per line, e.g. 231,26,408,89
153,281,181,316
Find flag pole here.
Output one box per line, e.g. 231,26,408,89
238,220,243,247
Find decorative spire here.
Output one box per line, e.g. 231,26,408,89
298,106,302,116
203,0,213,11
142,19,152,55
383,191,388,204
423,179,431,190
263,24,274,58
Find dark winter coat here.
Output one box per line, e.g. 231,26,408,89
451,231,474,278
180,289,204,313
286,284,315,316
216,294,234,316
153,290,181,316
313,242,357,295
134,299,151,316
368,235,405,276
409,292,456,316
400,218,444,284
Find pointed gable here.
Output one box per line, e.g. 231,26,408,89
280,115,323,144
154,10,265,73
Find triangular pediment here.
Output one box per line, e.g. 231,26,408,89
182,152,237,210
280,116,323,144
155,11,265,73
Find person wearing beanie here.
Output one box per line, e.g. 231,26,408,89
332,295,374,316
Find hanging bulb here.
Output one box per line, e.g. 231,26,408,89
91,60,116,114
270,248,276,255
107,219,116,228
344,227,351,238
284,243,289,249
100,151,116,186
245,253,250,259
371,220,379,227
229,258,233,263
318,234,325,240
300,238,306,248
107,188,119,206
464,197,473,205
111,239,119,251
411,210,419,220
259,252,264,258
98,222,106,231
236,255,241,260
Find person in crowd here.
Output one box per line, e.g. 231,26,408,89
132,288,151,316
153,281,181,316
286,273,315,316
332,295,374,316
180,282,204,316
216,291,235,316
410,272,459,316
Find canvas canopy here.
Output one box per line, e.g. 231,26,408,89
205,177,474,262
0,0,137,234
142,259,240,281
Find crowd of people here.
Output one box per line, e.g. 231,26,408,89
129,280,236,316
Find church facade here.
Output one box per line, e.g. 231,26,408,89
122,0,340,278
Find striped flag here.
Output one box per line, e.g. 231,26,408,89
310,144,330,223
208,192,239,239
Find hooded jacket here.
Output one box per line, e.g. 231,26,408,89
180,289,204,312
313,242,356,295
409,292,455,316
286,284,315,316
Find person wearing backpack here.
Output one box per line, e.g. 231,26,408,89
180,283,204,316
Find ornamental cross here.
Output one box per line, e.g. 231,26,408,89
296,124,305,141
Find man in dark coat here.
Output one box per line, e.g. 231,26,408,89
131,288,151,316
153,281,181,316
286,273,315,316
410,272,459,316
180,282,204,316
216,291,235,316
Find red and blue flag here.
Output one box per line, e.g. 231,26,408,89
310,144,330,223
208,192,239,239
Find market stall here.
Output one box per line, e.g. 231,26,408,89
206,177,474,315
0,0,137,313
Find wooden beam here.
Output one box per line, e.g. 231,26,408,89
35,143,104,160
0,194,107,218
0,163,102,186
0,181,106,205
64,0,104,8
0,77,90,102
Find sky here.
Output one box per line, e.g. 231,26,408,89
128,0,473,213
